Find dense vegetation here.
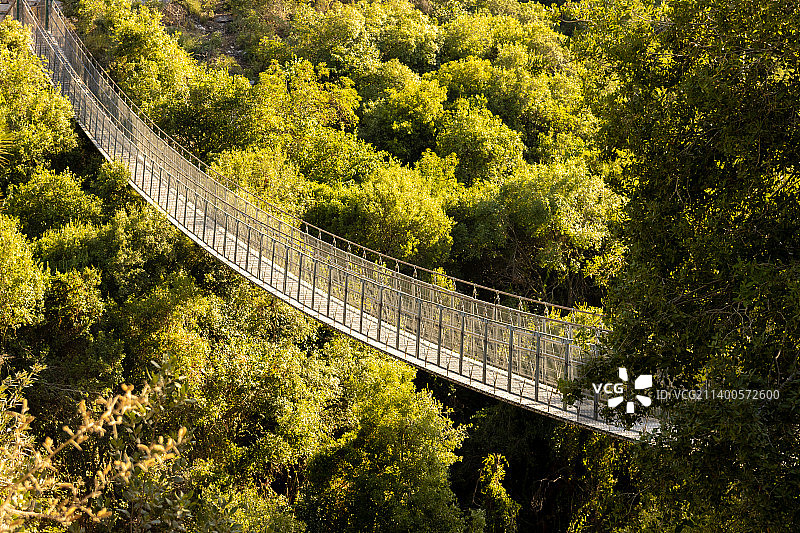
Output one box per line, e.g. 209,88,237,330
0,0,798,531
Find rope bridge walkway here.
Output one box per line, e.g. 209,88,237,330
5,0,657,439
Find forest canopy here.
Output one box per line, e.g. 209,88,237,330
1,0,799,531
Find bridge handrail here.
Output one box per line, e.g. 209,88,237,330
28,1,606,330
9,0,608,345
21,1,605,339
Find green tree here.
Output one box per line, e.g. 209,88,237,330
248,60,360,149
75,0,195,121
289,2,381,78
434,56,495,103
475,455,520,533
570,0,800,529
446,179,507,266
369,0,440,72
101,204,181,300
5,167,102,238
290,127,387,186
434,54,593,164
0,19,76,181
210,147,308,216
306,164,453,267
90,160,137,216
444,155,619,305
357,58,420,105
440,12,512,62
227,0,291,67
302,354,468,533
34,220,103,273
0,215,46,342
436,98,524,184
162,57,360,161
499,160,619,302
165,67,254,158
361,75,447,163
439,7,564,65
45,267,105,339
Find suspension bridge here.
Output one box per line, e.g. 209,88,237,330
3,0,657,439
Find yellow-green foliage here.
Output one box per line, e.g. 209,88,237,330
5,167,103,238
0,214,46,336
0,20,76,174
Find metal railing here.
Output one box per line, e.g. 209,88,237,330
8,0,656,439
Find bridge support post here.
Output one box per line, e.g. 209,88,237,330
90,100,97,140
482,319,488,385
270,240,276,286
377,286,384,342
458,312,465,375
222,212,229,260
297,252,303,301
98,114,105,153
149,163,157,201
310,258,317,310
233,220,239,265
133,155,140,191
257,233,264,281
359,279,365,334
592,342,599,420
563,338,570,410
342,273,348,326
80,88,87,126
326,264,332,317
212,202,220,250
436,305,442,367
175,180,181,219
415,298,422,361
283,246,290,295
165,170,172,215
535,333,541,402
183,187,189,230
394,290,403,350
507,328,514,393
201,198,208,242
